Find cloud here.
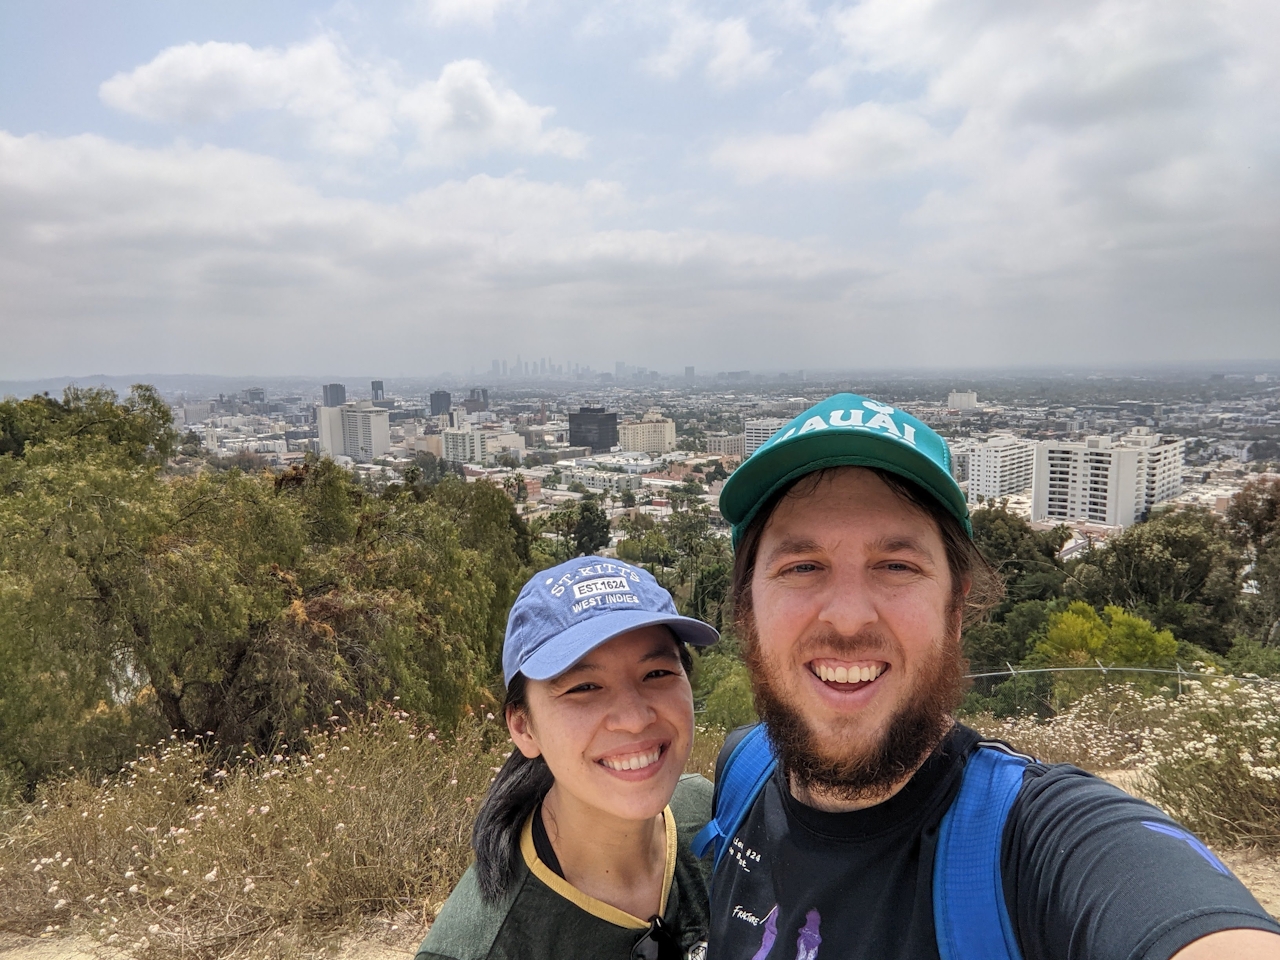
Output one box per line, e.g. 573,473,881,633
100,39,584,163
645,9,776,89
711,102,941,181
0,131,867,378
399,59,587,164
412,0,526,28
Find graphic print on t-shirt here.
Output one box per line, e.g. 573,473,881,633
744,905,822,960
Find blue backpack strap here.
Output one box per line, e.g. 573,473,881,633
692,723,777,867
933,742,1030,960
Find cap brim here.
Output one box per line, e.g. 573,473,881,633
722,431,970,546
518,609,719,682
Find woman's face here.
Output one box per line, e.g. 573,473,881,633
509,626,695,823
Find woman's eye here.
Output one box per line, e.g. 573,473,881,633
564,683,600,694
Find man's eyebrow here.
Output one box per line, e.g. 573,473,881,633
873,535,933,557
760,536,824,567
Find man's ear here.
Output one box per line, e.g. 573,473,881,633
507,703,542,760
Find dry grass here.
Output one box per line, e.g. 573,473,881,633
967,677,1280,850
0,707,509,959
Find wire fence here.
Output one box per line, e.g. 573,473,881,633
962,662,1280,717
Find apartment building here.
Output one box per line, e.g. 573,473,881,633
560,468,643,494
967,435,1037,505
1031,429,1185,526
744,418,788,457
317,400,391,463
441,428,526,465
618,411,677,455
706,433,746,458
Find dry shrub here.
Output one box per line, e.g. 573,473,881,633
1135,678,1280,849
966,683,1153,769
969,676,1280,850
0,707,509,958
687,726,728,782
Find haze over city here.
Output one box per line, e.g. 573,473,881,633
3,0,1278,380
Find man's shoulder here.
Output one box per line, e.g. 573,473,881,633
417,864,520,960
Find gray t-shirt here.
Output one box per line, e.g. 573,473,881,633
708,724,1279,960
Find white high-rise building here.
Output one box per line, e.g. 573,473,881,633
967,435,1037,505
1031,429,1184,527
948,391,979,410
318,400,391,463
744,418,788,457
618,411,677,455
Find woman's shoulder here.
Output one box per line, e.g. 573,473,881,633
670,773,713,834
416,864,521,960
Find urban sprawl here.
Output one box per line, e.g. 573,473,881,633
175,365,1280,558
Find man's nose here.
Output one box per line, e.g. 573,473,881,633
816,566,879,636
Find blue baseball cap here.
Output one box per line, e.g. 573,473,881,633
502,557,719,685
719,393,970,547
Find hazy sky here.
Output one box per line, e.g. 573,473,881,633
1,0,1277,379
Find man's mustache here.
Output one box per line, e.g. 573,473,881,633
791,629,902,662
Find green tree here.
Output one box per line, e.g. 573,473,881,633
1068,508,1244,653
574,498,611,556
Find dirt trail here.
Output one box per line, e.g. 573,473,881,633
0,920,428,960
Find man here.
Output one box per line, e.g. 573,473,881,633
703,393,1280,960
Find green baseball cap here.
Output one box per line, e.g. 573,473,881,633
720,393,971,546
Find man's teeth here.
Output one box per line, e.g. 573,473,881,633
816,664,884,684
601,747,663,772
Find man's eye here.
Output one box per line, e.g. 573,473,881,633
784,562,820,574
645,669,677,680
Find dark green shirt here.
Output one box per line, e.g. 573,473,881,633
417,774,713,960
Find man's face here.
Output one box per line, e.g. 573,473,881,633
745,467,966,803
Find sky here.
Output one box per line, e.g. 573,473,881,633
1,0,1278,380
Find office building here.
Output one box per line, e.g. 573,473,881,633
706,433,746,458
430,391,452,416
948,391,979,410
1031,429,1185,527
569,407,619,452
685,366,695,382
744,418,788,457
618,411,677,455
967,435,1037,505
371,380,384,402
464,388,489,414
317,400,391,463
322,383,347,407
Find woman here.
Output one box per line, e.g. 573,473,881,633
417,557,719,960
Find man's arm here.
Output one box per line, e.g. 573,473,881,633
1002,766,1280,960
1173,929,1280,959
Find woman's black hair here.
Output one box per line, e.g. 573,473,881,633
471,638,694,903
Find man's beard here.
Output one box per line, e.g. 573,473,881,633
743,617,968,805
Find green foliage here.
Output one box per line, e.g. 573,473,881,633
0,385,176,464
1068,508,1245,653
0,396,531,789
970,505,1068,613
703,663,756,730
1028,602,1177,668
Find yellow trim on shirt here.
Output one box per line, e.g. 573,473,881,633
520,805,678,930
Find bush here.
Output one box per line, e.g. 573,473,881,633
702,663,757,732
